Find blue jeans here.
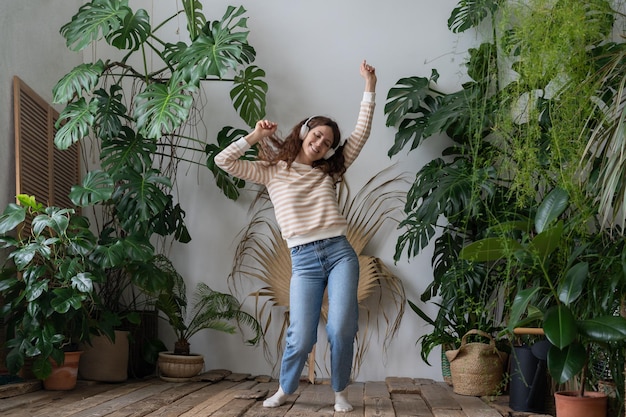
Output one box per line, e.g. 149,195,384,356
279,235,359,394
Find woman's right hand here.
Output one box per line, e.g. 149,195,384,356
246,119,278,145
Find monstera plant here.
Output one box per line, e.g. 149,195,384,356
43,0,268,371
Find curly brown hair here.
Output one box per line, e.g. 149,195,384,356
257,116,347,180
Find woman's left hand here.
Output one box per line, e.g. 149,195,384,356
360,60,377,92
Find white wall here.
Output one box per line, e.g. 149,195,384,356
0,0,83,216
4,0,478,382
148,0,478,382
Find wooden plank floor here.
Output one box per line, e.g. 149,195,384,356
0,370,540,417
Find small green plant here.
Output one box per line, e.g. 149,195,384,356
155,260,262,356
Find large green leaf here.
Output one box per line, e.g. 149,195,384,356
134,75,196,140
547,342,586,384
0,204,26,234
423,85,486,141
71,273,95,293
544,305,577,349
60,0,131,51
460,237,522,262
100,127,156,174
54,98,98,150
69,170,115,207
231,65,267,127
557,262,588,305
205,126,250,201
174,6,250,83
12,244,45,270
578,315,626,342
52,61,105,104
395,156,496,258
32,208,73,237
181,0,206,40
535,187,569,233
151,199,191,244
448,0,501,33
91,235,154,268
106,8,150,50
113,168,172,231
94,85,129,140
24,279,48,302
528,221,564,262
384,74,435,128
128,259,175,296
51,288,86,314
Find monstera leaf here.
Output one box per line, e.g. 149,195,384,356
134,73,196,140
448,0,502,33
231,66,268,127
174,6,252,84
106,7,150,50
205,126,253,201
52,61,105,104
54,98,98,150
100,127,156,174
60,0,132,51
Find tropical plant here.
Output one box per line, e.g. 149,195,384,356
385,4,516,363
385,0,626,402
0,195,117,380
154,257,262,356
228,168,408,377
50,0,267,331
460,187,626,397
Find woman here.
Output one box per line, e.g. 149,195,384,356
215,60,376,412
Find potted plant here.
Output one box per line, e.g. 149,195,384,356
461,187,626,416
385,1,626,410
384,2,516,380
0,194,117,389
154,259,262,381
51,0,269,377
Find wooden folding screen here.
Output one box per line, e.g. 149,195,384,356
13,76,79,208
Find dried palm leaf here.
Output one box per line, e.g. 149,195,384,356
228,167,409,378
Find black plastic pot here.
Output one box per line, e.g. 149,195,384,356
509,341,550,413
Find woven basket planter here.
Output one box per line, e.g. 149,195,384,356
445,329,508,396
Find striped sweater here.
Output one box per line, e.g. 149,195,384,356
215,92,375,248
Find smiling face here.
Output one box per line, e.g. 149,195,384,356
296,125,336,165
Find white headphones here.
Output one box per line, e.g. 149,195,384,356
299,116,344,159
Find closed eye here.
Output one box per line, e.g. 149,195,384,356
315,132,332,147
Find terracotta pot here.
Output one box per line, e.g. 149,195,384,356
554,390,607,417
43,351,83,391
79,330,129,382
157,352,204,381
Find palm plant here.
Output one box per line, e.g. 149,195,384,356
154,257,261,356
228,168,408,377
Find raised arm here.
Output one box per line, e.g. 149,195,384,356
340,61,377,168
